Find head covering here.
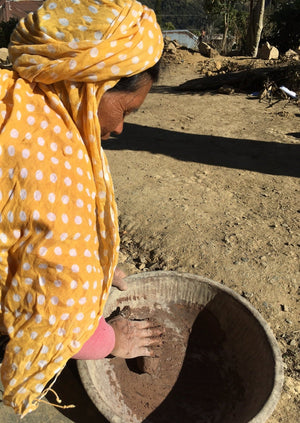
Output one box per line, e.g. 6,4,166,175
0,0,163,417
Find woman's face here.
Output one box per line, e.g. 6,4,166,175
98,78,153,140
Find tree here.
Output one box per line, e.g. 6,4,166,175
203,0,247,54
265,0,300,52
164,21,176,30
245,0,266,57
154,0,162,26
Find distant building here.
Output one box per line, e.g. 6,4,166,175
0,0,43,22
162,30,199,50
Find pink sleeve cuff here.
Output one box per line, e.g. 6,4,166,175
72,317,115,360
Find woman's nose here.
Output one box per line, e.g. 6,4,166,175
112,120,124,136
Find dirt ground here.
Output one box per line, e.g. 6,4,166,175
103,50,300,422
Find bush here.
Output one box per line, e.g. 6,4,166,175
266,0,300,52
0,18,18,48
163,21,175,31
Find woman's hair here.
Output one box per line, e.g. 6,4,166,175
110,60,160,92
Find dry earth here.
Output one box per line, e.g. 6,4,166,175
104,51,300,422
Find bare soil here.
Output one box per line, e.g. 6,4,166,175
104,50,300,422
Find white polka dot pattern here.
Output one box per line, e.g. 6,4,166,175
9,0,163,86
1,0,163,417
0,74,109,414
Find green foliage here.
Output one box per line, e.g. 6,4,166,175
163,21,176,30
232,7,248,52
203,0,248,52
143,0,299,55
143,0,207,31
203,0,247,31
154,0,162,25
0,18,18,48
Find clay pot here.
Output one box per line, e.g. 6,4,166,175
78,271,283,423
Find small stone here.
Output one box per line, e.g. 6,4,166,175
294,364,300,372
218,86,234,95
240,257,249,262
258,42,279,60
242,291,253,300
0,47,8,62
214,59,223,71
166,43,177,54
198,41,219,58
284,49,299,60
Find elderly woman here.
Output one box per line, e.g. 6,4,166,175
0,0,164,417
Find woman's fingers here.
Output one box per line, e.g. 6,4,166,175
129,321,164,342
129,319,162,330
134,344,161,358
135,346,153,357
143,336,163,346
108,316,164,359
111,267,128,290
139,326,164,338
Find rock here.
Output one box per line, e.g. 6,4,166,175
165,42,177,54
284,49,299,60
258,42,279,60
218,86,234,95
164,37,181,53
171,39,181,49
214,59,223,71
198,41,219,58
0,47,8,62
242,291,254,300
289,339,298,347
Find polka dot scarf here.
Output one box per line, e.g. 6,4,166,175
0,0,163,417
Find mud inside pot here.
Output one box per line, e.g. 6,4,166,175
78,272,283,423
109,303,244,422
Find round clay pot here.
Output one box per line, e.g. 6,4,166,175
78,271,283,423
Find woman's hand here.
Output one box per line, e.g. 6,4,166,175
108,317,164,359
112,267,128,290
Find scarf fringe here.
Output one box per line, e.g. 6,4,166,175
31,367,75,414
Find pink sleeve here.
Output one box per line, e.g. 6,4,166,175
72,317,115,360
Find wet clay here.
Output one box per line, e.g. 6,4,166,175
108,303,244,422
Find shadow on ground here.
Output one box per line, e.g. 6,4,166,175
0,360,108,422
103,123,300,178
48,360,109,423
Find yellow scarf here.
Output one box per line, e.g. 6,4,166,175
0,0,163,416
